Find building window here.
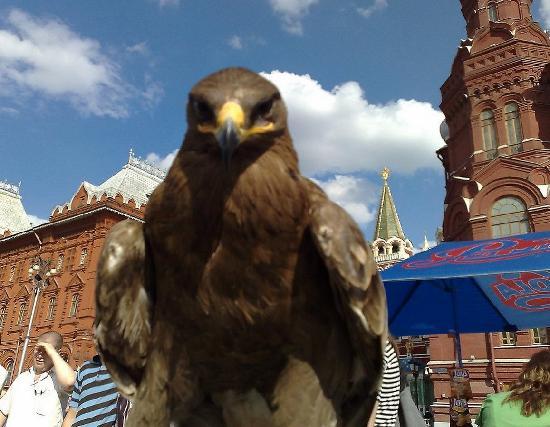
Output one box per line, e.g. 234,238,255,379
504,102,523,153
488,3,498,22
480,109,498,159
15,262,23,282
47,297,56,320
79,248,88,266
69,294,79,317
56,254,64,273
4,359,14,386
392,243,400,254
16,303,27,325
8,266,15,282
501,331,516,346
67,248,76,271
533,328,549,345
491,197,531,238
0,306,7,330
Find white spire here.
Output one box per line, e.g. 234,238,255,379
421,234,431,251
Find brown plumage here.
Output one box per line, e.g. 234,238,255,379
95,67,388,427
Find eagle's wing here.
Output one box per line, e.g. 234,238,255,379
95,219,154,398
306,179,388,395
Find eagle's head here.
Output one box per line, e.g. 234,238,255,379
186,67,287,167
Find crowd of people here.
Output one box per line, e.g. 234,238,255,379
0,331,130,427
0,329,547,427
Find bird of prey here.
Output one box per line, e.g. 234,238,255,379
95,67,388,427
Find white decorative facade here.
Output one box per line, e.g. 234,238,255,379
0,181,31,236
52,149,166,216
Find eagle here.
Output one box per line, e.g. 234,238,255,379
95,67,388,427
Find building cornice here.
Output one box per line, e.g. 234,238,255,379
0,205,143,244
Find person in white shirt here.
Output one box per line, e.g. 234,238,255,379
0,331,76,427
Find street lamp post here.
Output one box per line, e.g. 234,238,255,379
17,256,56,375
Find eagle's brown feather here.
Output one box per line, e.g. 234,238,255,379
95,67,387,427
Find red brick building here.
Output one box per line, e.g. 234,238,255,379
431,0,550,422
0,151,164,382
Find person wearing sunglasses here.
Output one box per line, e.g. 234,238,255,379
0,331,76,427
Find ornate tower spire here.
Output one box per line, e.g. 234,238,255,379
373,167,405,242
372,168,413,270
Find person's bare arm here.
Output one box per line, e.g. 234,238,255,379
36,342,76,391
62,407,77,427
0,411,6,426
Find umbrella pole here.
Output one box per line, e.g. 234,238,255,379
454,333,463,368
450,282,463,368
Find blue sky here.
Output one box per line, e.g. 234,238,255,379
1,1,549,247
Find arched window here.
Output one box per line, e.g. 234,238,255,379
16,303,27,325
392,242,400,254
56,254,64,273
480,109,498,159
69,294,79,317
491,197,531,238
4,359,14,387
377,243,385,256
47,297,56,320
0,306,7,330
79,248,88,266
504,102,523,153
488,3,498,22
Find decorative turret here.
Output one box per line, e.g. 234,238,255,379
460,0,533,37
372,167,413,270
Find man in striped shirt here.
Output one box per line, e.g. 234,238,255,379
62,355,120,427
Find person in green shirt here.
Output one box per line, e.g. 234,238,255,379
476,349,550,427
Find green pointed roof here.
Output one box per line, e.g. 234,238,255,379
373,167,406,241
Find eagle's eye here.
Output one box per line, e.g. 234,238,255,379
252,95,277,121
192,99,214,123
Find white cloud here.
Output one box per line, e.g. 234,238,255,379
126,41,149,55
228,35,243,50
27,214,48,226
261,71,444,176
226,35,266,50
153,0,180,7
0,9,161,118
541,0,550,28
357,0,388,18
269,0,319,35
142,75,164,108
312,175,378,225
145,149,178,171
0,106,18,116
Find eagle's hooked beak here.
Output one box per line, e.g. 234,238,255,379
197,100,275,168
215,101,244,169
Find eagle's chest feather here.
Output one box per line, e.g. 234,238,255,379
153,161,309,330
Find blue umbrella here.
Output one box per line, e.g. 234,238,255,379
382,231,550,345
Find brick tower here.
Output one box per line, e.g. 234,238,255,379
439,0,550,240
429,1,550,422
